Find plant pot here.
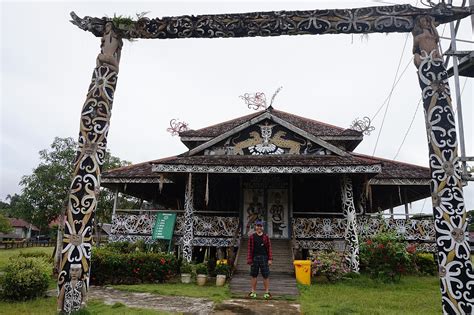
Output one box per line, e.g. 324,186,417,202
181,273,192,284
196,274,207,286
216,274,226,286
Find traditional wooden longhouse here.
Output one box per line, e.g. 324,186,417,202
102,107,434,266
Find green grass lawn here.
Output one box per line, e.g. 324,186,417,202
113,282,231,303
0,297,169,315
299,275,442,315
0,247,54,271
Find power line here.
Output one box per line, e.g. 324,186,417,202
391,19,462,161
370,57,414,122
393,98,422,160
372,33,411,156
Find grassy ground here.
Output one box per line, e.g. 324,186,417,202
299,275,441,315
1,249,472,314
113,282,231,303
0,297,168,314
0,247,54,271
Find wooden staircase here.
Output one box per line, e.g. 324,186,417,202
230,238,299,297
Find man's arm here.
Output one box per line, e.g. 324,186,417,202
266,235,273,262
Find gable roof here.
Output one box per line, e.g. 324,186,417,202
180,108,362,139
8,218,39,231
185,110,349,157
102,152,430,184
353,153,430,180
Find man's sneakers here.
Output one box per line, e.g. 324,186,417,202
248,291,272,299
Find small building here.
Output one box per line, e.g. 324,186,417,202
0,218,40,240
103,108,435,265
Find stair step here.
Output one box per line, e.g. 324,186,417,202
230,238,299,297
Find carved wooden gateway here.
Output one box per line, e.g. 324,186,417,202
65,3,473,314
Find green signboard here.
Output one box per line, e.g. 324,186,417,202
152,212,177,240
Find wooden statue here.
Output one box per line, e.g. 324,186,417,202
57,264,87,314
412,15,441,67
96,22,123,72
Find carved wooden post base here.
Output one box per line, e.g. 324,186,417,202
341,175,360,272
183,173,194,262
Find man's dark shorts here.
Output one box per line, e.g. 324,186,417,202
250,255,270,278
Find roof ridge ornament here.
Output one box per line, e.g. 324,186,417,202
239,86,283,111
350,117,375,135
167,119,190,136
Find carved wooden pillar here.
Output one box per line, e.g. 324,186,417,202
341,175,359,272
183,173,194,262
413,15,473,314
57,22,122,313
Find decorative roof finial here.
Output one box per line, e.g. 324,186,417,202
239,86,283,111
350,117,375,135
167,119,189,136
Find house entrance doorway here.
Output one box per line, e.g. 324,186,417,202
242,187,289,239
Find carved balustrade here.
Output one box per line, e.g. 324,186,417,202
110,212,239,246
292,216,435,251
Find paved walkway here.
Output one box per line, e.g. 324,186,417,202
89,286,213,314
87,286,301,315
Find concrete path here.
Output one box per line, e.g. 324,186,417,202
85,286,301,314
89,286,214,315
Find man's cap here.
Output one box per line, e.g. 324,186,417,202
255,220,264,226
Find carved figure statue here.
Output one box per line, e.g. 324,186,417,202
58,264,87,314
246,194,264,235
97,22,123,73
412,15,441,67
269,193,286,238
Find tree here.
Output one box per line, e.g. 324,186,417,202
17,137,130,230
0,194,33,222
0,213,12,234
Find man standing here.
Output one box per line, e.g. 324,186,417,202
247,219,272,299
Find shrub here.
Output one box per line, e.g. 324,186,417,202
360,232,413,282
0,257,50,300
180,261,193,274
414,252,437,275
195,263,208,275
312,251,350,282
90,247,177,285
19,250,51,262
214,263,230,277
103,241,133,253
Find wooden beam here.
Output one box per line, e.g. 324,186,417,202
70,4,472,39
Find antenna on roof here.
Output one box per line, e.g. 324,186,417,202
350,117,375,135
166,119,189,136
269,86,283,108
239,86,283,111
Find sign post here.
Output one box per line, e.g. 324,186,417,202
152,212,177,253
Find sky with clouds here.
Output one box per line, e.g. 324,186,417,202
1,0,472,215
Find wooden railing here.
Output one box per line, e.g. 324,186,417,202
0,240,55,249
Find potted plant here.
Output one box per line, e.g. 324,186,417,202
214,263,229,286
180,261,193,284
195,263,208,286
